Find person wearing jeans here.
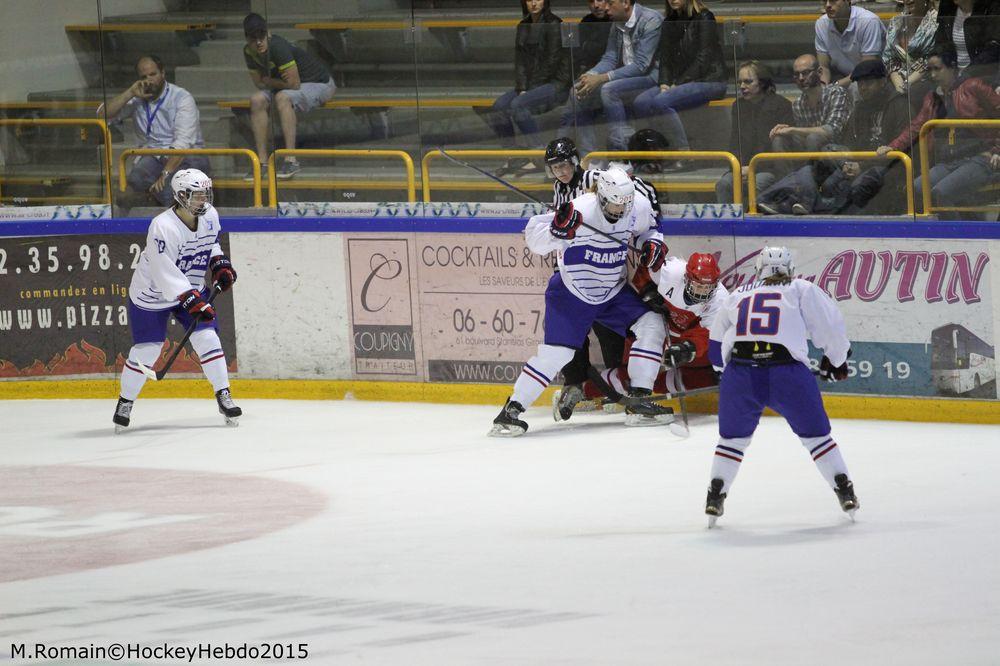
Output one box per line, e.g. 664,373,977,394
632,0,727,158
560,0,662,153
485,0,570,174
884,49,1000,218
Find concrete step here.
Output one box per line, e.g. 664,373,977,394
174,65,260,98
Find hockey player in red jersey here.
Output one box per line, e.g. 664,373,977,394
577,252,726,403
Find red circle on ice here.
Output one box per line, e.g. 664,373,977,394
0,465,327,582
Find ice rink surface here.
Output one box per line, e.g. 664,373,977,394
1,397,998,665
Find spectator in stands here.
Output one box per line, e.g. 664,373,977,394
883,0,940,101
486,0,570,175
768,54,852,169
715,61,793,204
100,55,209,211
933,0,1000,82
242,13,337,180
757,60,913,215
573,0,614,78
559,0,663,154
632,0,727,167
560,0,613,155
889,49,1000,217
815,0,887,88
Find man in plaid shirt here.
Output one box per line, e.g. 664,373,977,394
768,53,851,157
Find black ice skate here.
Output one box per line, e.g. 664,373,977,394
216,388,242,426
489,398,528,437
113,396,134,434
705,478,726,528
552,384,585,422
833,473,860,519
623,388,674,427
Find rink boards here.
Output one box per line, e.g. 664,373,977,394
0,204,998,423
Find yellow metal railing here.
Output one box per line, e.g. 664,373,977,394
421,149,544,202
918,119,1000,214
119,148,262,207
747,151,914,215
0,118,113,204
269,149,416,206
583,150,742,204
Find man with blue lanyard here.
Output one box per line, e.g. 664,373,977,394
100,55,210,211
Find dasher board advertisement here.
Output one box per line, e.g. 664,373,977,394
0,234,238,378
669,236,995,399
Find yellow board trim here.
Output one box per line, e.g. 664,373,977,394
0,379,996,425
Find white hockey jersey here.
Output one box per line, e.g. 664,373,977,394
653,256,729,334
524,191,661,305
709,277,850,368
129,206,223,310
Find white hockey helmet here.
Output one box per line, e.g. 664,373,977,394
171,168,213,216
606,160,634,177
595,167,634,222
754,246,795,280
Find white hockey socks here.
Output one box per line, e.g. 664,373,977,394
602,367,627,395
511,344,575,408
120,342,162,400
190,329,230,392
628,312,666,391
801,434,849,489
709,436,752,493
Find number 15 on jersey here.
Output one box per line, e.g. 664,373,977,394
735,292,782,336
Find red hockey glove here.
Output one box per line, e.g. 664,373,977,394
179,289,216,321
640,239,668,272
550,202,583,240
210,255,237,292
819,355,849,382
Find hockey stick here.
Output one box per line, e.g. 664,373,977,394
135,284,224,382
664,332,692,438
435,147,638,251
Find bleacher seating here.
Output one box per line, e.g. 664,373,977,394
1,2,995,218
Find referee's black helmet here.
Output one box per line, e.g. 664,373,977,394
544,137,580,167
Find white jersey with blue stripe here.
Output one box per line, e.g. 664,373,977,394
129,205,223,311
524,191,661,305
709,277,850,369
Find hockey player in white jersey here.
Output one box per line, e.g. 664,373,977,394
112,169,241,432
490,167,671,436
704,246,859,524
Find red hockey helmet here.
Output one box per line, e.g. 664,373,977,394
684,253,721,303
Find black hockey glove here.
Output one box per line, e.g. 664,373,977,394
664,340,696,368
210,255,237,292
819,355,849,382
179,289,216,321
640,239,668,272
637,282,667,315
551,202,583,240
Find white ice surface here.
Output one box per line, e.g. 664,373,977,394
1,398,999,665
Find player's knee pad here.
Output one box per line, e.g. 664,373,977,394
189,328,223,357
531,344,577,377
129,342,162,366
630,311,666,347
